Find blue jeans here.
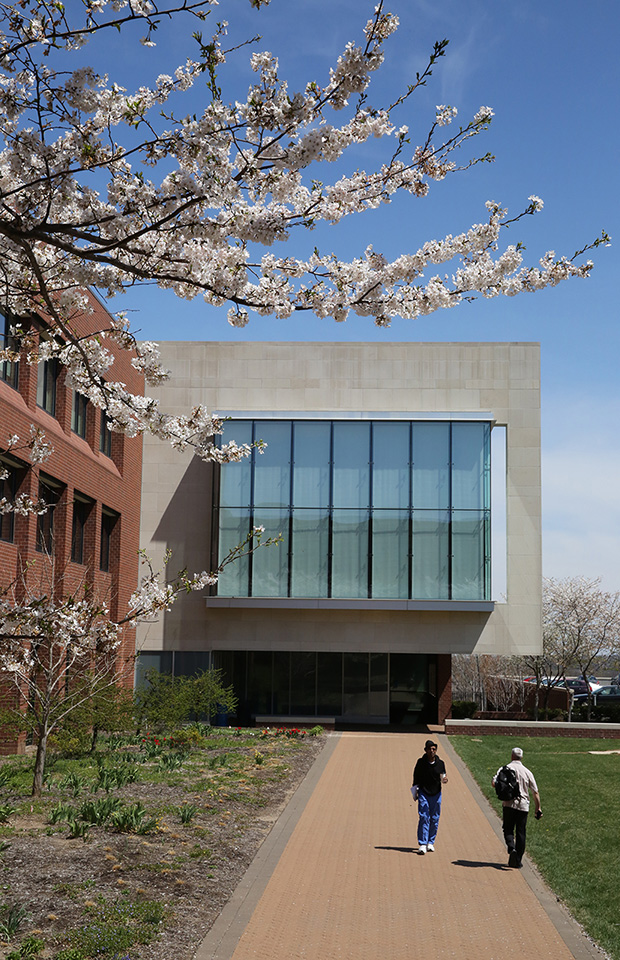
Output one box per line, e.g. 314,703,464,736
418,790,442,845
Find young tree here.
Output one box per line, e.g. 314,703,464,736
0,526,277,795
542,577,620,721
0,0,608,462
134,668,237,733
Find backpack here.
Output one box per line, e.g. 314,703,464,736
494,765,521,802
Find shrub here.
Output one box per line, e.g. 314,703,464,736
7,934,45,959
451,700,478,719
168,726,205,749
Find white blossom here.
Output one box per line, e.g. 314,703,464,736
0,0,605,464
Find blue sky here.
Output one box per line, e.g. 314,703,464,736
99,0,619,587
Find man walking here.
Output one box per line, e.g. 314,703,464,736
493,746,542,868
412,739,448,854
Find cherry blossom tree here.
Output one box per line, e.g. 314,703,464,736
0,526,278,796
0,0,609,462
542,577,620,721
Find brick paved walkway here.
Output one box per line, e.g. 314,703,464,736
197,732,596,960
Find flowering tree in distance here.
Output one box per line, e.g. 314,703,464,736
0,0,609,462
542,577,620,721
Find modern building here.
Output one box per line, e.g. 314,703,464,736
136,341,542,726
0,292,143,751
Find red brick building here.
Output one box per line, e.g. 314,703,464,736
0,290,143,753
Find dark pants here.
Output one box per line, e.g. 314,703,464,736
502,806,528,865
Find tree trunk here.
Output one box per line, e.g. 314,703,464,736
32,727,48,797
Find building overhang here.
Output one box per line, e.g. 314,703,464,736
206,598,495,612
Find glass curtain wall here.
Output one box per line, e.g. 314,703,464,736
216,419,490,600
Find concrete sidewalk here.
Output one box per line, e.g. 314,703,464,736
197,732,597,960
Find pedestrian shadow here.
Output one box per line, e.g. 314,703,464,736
375,845,417,854
452,859,509,870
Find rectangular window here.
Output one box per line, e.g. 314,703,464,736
251,507,289,597
71,493,94,564
292,422,331,508
371,510,409,599
36,354,59,416
332,422,370,509
331,509,369,599
36,476,63,554
219,420,252,508
216,508,251,596
291,509,329,598
0,312,18,389
100,506,119,572
412,510,450,600
72,391,88,439
99,409,112,457
0,458,21,542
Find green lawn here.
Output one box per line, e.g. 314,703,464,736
449,735,620,960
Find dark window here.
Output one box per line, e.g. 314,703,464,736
71,493,94,564
100,506,119,572
100,409,112,457
0,458,20,542
36,356,59,415
36,476,63,554
0,312,19,389
71,391,88,439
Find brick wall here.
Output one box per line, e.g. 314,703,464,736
445,719,620,739
0,290,144,752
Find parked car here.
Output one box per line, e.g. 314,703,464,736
561,677,602,695
573,685,620,704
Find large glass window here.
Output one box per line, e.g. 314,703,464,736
217,419,491,601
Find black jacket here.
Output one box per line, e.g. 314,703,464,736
413,755,446,796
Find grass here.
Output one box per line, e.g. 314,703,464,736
449,735,620,960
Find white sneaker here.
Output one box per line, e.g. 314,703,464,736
427,843,435,852
418,845,426,854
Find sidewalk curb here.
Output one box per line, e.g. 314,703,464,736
441,734,606,960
